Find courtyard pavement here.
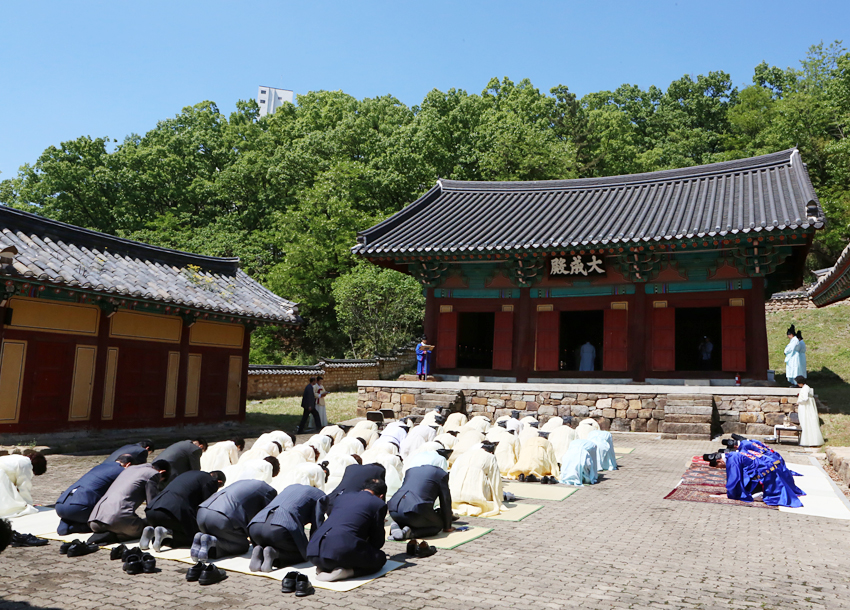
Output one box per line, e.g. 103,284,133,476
1,435,849,610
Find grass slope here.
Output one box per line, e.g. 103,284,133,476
246,391,359,431
767,304,850,446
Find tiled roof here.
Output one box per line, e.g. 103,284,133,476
354,149,824,256
0,205,300,324
248,365,324,376
809,242,850,307
768,290,809,301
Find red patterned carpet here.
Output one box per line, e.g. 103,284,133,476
664,460,778,510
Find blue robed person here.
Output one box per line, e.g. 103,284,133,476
416,337,435,381
724,450,804,508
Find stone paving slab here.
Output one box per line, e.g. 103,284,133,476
1,436,849,609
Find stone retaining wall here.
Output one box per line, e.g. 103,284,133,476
356,381,800,438
765,295,816,313
825,447,850,490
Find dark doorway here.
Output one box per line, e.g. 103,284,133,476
559,310,604,371
457,312,495,369
675,307,722,371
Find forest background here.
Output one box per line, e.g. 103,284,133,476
2,42,849,364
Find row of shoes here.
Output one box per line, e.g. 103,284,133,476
186,561,228,586
281,571,314,597
517,474,558,484
11,532,48,547
59,539,98,557
109,544,157,574
406,539,437,558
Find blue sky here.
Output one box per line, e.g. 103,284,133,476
1,1,847,179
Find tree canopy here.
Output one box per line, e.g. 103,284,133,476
2,42,850,363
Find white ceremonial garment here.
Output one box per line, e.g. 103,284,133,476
314,383,329,427
575,418,601,439
201,440,240,472
797,384,824,447
449,447,505,517
362,452,404,499
239,441,280,464
324,454,357,492
292,444,318,462
549,426,577,464
222,459,274,487
320,425,345,446
443,413,468,434
579,342,596,371
508,436,560,479
434,433,458,449
496,416,525,436
369,437,401,456
273,462,326,493
379,422,409,448
0,470,34,518
327,437,366,458
558,439,598,486
486,428,520,476
255,431,294,451
275,450,308,477
0,455,34,506
587,430,618,471
404,449,449,473
520,416,538,425
518,426,540,444
419,410,442,427
784,336,805,381
306,434,333,459
350,420,378,435
462,416,492,435
400,425,436,461
541,417,563,432
448,431,485,467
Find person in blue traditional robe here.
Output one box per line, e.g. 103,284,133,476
558,439,598,486
416,337,434,380
723,435,804,493
723,450,803,508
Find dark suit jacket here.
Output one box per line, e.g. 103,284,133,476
157,440,203,481
306,490,386,568
199,479,277,530
301,383,316,410
104,444,148,465
145,471,219,534
249,484,325,560
57,461,125,510
323,463,386,513
388,465,452,530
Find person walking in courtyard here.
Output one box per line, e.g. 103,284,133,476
297,377,322,434
314,375,329,427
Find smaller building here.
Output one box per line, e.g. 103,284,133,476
0,206,300,434
257,86,294,117
808,242,850,307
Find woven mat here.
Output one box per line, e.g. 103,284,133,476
502,481,578,502
383,524,492,549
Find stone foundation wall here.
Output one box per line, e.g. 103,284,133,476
247,349,417,399
356,381,799,437
765,295,816,313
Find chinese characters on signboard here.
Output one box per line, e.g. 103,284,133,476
550,255,605,276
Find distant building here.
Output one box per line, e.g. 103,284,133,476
257,86,294,117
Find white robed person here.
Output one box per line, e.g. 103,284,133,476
558,439,599,486
795,376,824,447
200,438,244,472
449,442,505,517
579,341,596,371
784,325,806,387
507,434,560,482
0,452,46,518
586,430,618,471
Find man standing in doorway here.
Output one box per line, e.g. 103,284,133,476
297,377,322,435
579,341,596,372
699,336,714,370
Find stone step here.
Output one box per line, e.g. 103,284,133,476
665,414,712,424
667,394,714,401
660,422,712,435
664,405,713,416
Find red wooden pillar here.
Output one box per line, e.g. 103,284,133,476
515,289,533,382
535,310,559,371
423,288,437,344
436,311,457,369
651,307,675,371
239,326,252,422
721,306,747,372
748,279,769,379
603,308,629,371
492,311,514,371
631,291,647,381
175,318,192,421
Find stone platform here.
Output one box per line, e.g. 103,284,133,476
357,380,801,440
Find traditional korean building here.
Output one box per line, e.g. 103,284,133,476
0,206,300,434
354,149,824,383
808,241,850,307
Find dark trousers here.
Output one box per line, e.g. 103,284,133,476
197,507,249,557
297,408,322,434
55,502,94,536
88,515,145,542
390,505,443,538
308,549,386,577
248,522,304,565
145,507,193,548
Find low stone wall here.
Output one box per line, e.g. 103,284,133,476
356,381,800,438
247,348,417,399
765,293,816,313
825,447,850,490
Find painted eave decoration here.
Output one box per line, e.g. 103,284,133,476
0,205,301,325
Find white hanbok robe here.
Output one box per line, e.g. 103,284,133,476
239,441,280,464
496,416,524,436
443,413,468,434
486,428,520,476
272,462,326,493
255,431,294,451
508,436,560,479
320,425,345,446
275,450,308,477
327,437,366,458
400,425,436,461
0,455,35,518
404,448,449,473
575,418,601,439
419,410,443,427
461,416,492,435
201,440,240,472
291,444,318,462
784,336,806,381
586,430,618,471
379,422,409,447
448,431,485,467
541,417,563,432
324,454,357,492
449,448,504,517
549,426,577,464
306,434,333,459
349,420,378,436
518,426,540,444
558,439,598,486
222,459,274,487
520,416,538,426
797,384,824,447
361,452,404,499
434,433,458,450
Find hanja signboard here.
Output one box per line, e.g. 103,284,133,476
550,255,605,276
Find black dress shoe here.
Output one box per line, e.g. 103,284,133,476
198,563,228,586
186,561,205,582
141,553,157,573
11,532,49,547
124,554,144,575
294,573,314,597
406,539,418,555
518,473,526,482
281,571,299,593
110,544,128,560
122,546,140,562
67,541,99,557
525,474,538,483
60,540,81,554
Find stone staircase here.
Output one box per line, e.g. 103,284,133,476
661,394,716,440
410,391,465,418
